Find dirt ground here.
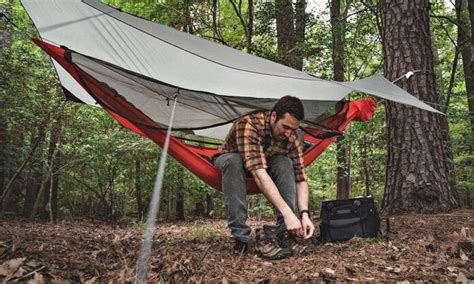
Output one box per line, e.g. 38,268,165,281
0,210,473,282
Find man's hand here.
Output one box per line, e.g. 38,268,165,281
301,214,315,239
284,212,304,238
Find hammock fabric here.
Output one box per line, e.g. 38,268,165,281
34,38,376,194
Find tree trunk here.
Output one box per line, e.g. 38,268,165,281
1,129,44,214
456,0,474,129
176,167,185,221
31,119,63,219
330,0,351,199
135,160,144,221
247,0,254,53
276,0,297,68
206,193,214,217
380,0,459,214
167,187,172,219
23,159,43,217
294,0,306,70
42,116,63,219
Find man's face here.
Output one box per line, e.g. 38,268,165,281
270,112,300,141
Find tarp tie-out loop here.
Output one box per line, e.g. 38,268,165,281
167,88,180,106
135,95,178,283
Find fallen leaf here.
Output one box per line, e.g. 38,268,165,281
456,272,468,283
262,261,272,267
322,267,335,277
1,257,26,275
85,276,98,284
447,266,457,273
459,249,469,261
460,227,468,238
0,265,9,276
33,272,45,284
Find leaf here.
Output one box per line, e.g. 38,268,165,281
0,265,9,277
33,272,45,284
456,272,468,283
459,249,469,261
322,267,336,277
460,227,468,238
1,257,26,275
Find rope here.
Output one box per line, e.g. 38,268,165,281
134,94,178,283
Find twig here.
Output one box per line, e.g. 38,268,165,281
198,245,211,263
12,266,47,282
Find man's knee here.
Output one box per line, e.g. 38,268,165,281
268,155,293,175
216,154,246,175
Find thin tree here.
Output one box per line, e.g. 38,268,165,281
380,0,459,213
456,0,474,129
330,0,352,199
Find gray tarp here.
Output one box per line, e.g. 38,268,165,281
21,0,441,139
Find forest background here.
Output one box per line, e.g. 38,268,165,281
0,0,472,223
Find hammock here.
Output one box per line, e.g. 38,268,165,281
34,38,376,194
21,0,440,194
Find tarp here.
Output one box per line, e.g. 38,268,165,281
21,0,441,139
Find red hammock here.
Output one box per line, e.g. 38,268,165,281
34,39,376,194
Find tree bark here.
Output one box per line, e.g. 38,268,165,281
294,0,306,70
135,160,144,221
206,192,214,217
31,119,64,219
176,167,185,220
276,0,297,68
42,115,64,219
23,164,43,217
247,0,254,53
456,0,474,129
1,129,45,214
380,0,459,214
330,0,351,199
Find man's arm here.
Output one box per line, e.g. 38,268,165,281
251,169,304,237
296,181,315,238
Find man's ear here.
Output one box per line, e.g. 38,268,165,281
270,111,276,124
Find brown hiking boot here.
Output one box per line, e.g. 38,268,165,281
277,229,318,257
255,226,293,260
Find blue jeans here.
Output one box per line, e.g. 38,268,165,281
214,153,298,242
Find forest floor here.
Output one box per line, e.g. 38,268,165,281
0,209,473,283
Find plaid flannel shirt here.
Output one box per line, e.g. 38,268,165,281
218,111,307,182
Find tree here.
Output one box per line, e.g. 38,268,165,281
276,0,297,68
380,0,459,213
330,0,352,200
456,0,474,129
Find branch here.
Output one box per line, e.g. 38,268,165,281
229,0,249,38
430,14,460,28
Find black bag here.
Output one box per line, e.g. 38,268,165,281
319,197,380,242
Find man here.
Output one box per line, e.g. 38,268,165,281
213,96,315,259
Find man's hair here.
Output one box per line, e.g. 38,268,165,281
271,96,305,121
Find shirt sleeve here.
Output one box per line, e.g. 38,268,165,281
288,138,307,182
235,119,267,172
